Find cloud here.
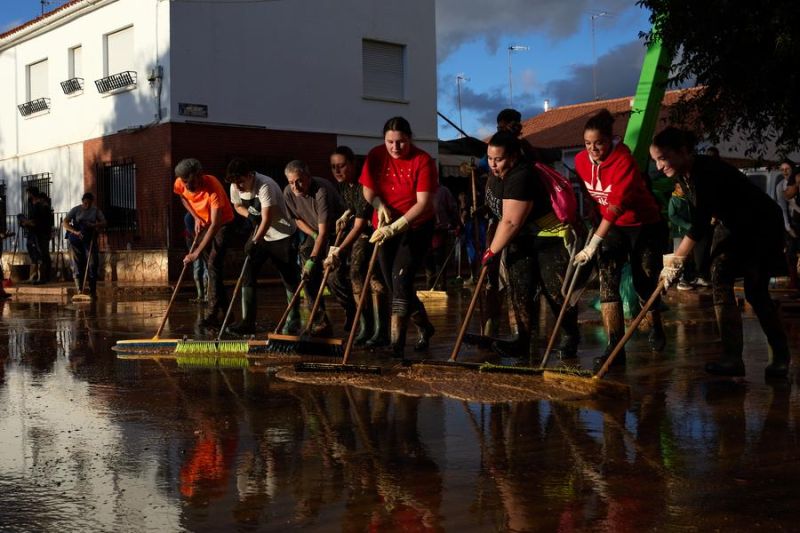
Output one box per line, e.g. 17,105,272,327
436,0,637,61
544,38,647,106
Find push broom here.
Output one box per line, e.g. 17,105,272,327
265,222,351,356
72,239,95,303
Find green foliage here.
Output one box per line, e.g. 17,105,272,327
638,0,800,156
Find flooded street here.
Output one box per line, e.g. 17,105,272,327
1,290,799,532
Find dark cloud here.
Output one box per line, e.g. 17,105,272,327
436,0,637,61
544,39,647,106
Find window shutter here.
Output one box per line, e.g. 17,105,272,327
107,26,134,75
28,59,48,100
71,46,82,78
362,40,405,100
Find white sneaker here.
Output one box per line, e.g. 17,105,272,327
694,277,711,287
677,281,695,291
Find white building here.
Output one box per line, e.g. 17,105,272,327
0,0,437,266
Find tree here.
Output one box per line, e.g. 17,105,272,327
638,0,800,156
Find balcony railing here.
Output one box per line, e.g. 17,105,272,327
95,71,137,94
17,98,51,117
60,77,84,95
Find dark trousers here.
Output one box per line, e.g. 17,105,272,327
244,236,299,296
378,221,433,318
299,235,356,322
349,234,385,295
535,236,579,336
70,237,99,293
203,224,230,314
597,221,667,305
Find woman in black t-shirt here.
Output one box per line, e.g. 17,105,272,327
481,131,554,359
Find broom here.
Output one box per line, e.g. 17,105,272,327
72,238,95,302
541,280,669,399
265,222,352,356
417,236,458,299
114,231,203,351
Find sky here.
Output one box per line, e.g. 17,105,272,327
0,0,656,140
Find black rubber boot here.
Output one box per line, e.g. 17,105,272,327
199,309,223,329
705,304,745,377
389,314,408,359
765,341,791,379
366,292,389,347
557,306,581,359
491,336,530,359
281,289,302,335
410,308,435,352
593,302,626,373
648,309,666,352
227,287,256,335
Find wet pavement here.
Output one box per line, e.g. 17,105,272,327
1,287,799,532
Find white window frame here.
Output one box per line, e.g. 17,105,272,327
69,45,83,79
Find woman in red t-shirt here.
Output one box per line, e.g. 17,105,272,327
360,117,438,358
572,109,667,372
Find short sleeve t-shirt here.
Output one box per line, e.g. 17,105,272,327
283,177,345,230
65,205,106,229
173,174,235,225
359,144,438,228
230,172,296,242
485,160,552,237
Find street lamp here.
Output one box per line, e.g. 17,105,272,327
456,73,469,136
507,44,529,107
591,11,610,100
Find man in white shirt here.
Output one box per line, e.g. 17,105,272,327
226,158,300,335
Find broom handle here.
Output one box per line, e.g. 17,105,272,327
217,255,250,342
428,236,459,291
303,222,350,334
79,238,95,294
449,264,489,362
540,261,583,368
273,278,306,334
470,165,486,323
341,238,381,364
154,231,201,339
594,280,665,380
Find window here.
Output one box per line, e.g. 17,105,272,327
105,26,134,76
69,45,82,78
98,159,136,230
362,39,405,101
27,59,48,101
21,173,52,219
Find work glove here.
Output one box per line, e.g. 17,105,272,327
369,216,409,244
302,257,317,280
481,248,498,267
323,246,341,270
335,210,352,235
573,233,603,266
244,238,259,257
371,198,393,227
659,254,685,289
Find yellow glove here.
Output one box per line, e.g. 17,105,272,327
335,210,352,235
323,246,341,269
369,216,409,244
371,198,393,226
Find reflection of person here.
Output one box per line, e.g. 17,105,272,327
283,160,355,336
324,146,388,345
226,158,300,335
174,158,235,328
650,127,790,378
62,193,106,298
360,117,437,358
573,109,667,371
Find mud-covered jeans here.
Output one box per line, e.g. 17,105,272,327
378,221,433,318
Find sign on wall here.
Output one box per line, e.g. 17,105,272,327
178,103,208,118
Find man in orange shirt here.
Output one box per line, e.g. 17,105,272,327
174,158,235,327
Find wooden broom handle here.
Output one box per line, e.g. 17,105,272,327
304,221,351,334
449,264,489,362
341,239,381,364
154,231,201,339
273,279,306,334
540,261,583,368
594,280,666,380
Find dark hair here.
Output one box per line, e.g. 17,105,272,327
652,127,697,152
779,158,795,168
584,109,615,138
496,108,522,124
488,130,522,156
383,116,413,137
226,157,253,182
332,146,355,163
82,192,94,202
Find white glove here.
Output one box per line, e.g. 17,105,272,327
369,216,409,244
659,254,686,288
371,197,393,226
323,246,341,269
335,210,352,235
573,234,603,266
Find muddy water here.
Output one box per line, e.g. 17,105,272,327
1,294,800,531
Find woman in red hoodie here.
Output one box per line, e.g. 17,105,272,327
573,109,667,371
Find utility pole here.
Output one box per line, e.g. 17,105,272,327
456,74,469,137
591,11,610,100
507,45,529,107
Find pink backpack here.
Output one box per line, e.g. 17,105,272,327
534,162,578,224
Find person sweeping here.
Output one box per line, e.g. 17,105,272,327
324,146,389,346
62,193,106,299
360,116,437,358
572,109,667,372
225,158,301,335
650,127,791,379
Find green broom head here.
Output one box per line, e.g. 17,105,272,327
173,340,250,354
176,354,249,369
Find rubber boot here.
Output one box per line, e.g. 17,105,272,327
593,302,626,373
311,312,334,338
557,306,581,359
647,308,666,352
389,314,409,359
227,287,257,335
281,289,302,335
366,292,389,347
353,292,371,345
410,307,435,352
26,263,39,283
705,304,746,377
765,341,791,379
